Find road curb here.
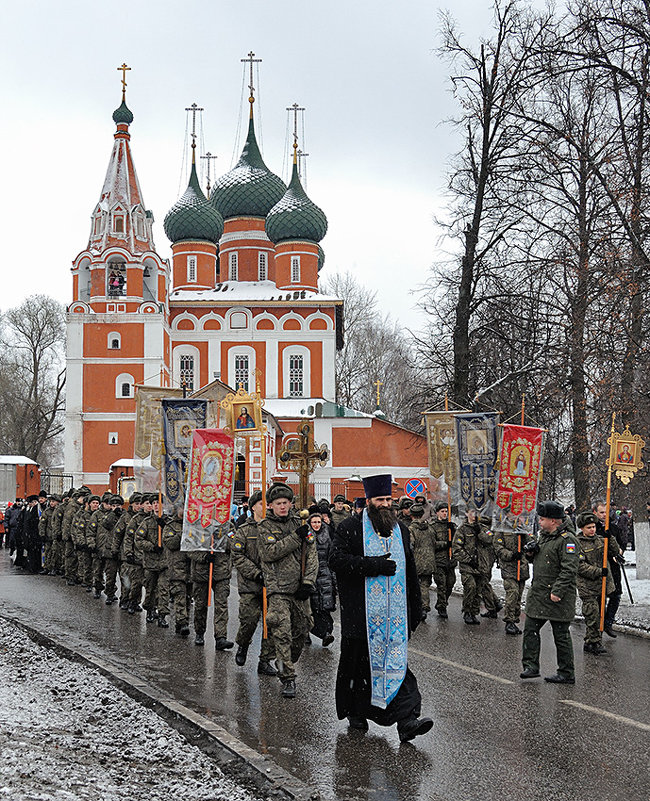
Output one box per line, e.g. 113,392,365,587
1,609,320,801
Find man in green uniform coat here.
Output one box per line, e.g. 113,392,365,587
329,495,349,533
575,511,617,654
430,501,457,618
521,500,579,684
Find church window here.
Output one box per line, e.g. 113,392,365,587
229,252,238,281
93,215,102,236
291,256,300,283
113,215,124,233
121,383,131,397
107,263,126,297
115,373,134,398
234,355,249,391
136,215,145,238
179,355,194,392
230,311,248,329
108,332,121,350
289,354,304,397
258,252,268,281
187,256,197,283
108,432,118,445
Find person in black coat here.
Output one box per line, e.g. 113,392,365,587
23,495,42,573
308,512,337,647
329,474,433,744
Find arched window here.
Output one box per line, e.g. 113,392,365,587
107,332,121,350
234,354,249,391
107,262,126,297
258,252,268,281
282,346,310,398
229,252,238,281
180,355,195,392
115,373,134,399
114,216,124,233
228,347,256,393
288,354,304,397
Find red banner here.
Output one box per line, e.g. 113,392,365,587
185,429,235,528
496,424,544,516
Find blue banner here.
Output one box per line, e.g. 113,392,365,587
455,412,499,515
161,399,208,509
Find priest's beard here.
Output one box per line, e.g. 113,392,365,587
367,503,397,536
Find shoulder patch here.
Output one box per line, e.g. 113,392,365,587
566,542,576,553
306,532,314,543
233,541,243,550
266,535,276,542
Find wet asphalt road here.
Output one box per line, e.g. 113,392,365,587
1,556,648,801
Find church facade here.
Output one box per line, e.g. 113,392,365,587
64,77,430,498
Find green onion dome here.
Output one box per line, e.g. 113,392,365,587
265,162,328,244
210,116,285,219
164,162,224,244
112,100,134,125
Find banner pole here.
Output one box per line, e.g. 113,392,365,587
260,430,268,639
600,412,616,632
444,393,452,559
517,394,525,581
207,529,214,609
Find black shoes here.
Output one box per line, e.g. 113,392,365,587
235,644,249,666
322,634,335,647
194,633,205,646
157,615,169,628
505,622,522,635
464,614,480,625
437,609,448,619
281,678,296,698
175,623,190,636
604,625,617,638
214,637,234,650
348,716,369,731
520,668,541,679
544,673,575,684
584,642,607,654
146,610,157,623
105,596,116,605
399,717,434,743
257,660,278,676
481,610,498,618
93,589,102,599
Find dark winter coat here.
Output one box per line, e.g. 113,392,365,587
525,522,578,621
163,519,191,583
231,519,264,595
311,523,337,612
329,514,421,640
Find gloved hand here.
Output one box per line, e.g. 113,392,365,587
295,525,310,540
255,571,264,584
614,554,626,566
366,554,396,576
523,540,540,558
469,554,479,569
153,544,164,554
514,551,523,560
601,567,608,577
295,583,312,600
205,552,217,563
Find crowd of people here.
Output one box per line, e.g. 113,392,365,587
1,481,633,738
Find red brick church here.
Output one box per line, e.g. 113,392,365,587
63,63,429,498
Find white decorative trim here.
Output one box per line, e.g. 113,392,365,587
220,231,272,244
200,313,223,331
172,312,199,331
83,413,136,421
304,311,333,331
278,312,304,331
115,373,135,399
254,313,277,331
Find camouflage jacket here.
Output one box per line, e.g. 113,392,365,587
257,511,318,596
409,519,437,575
231,519,264,595
163,519,190,583
577,533,617,598
493,530,531,582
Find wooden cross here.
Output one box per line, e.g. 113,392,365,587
117,63,131,100
278,420,329,509
201,151,218,195
374,379,383,408
241,51,262,103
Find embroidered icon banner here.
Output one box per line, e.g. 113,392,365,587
424,411,460,487
133,386,183,492
455,412,499,514
493,424,544,534
161,399,208,510
181,429,235,552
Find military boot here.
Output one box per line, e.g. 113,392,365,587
257,660,278,676
464,613,480,625
505,622,522,635
157,614,169,628
281,678,296,698
235,644,249,666
215,637,234,650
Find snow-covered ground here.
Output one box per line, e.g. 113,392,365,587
0,617,263,801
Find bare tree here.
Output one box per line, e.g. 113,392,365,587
0,295,66,463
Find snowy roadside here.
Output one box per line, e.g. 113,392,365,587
0,617,263,801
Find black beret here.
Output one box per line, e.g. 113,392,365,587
576,511,598,529
537,500,565,520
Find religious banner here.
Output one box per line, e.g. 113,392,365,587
455,412,499,514
424,411,460,487
493,424,544,534
607,423,645,484
181,429,235,552
220,386,263,434
161,399,208,510
133,385,183,492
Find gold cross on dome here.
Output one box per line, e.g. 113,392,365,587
117,63,131,100
374,379,383,408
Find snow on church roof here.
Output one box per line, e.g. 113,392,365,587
169,280,341,303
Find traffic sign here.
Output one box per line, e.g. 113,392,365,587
404,478,426,498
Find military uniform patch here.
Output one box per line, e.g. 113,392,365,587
306,533,314,543
566,542,576,553
233,541,243,550
266,535,276,542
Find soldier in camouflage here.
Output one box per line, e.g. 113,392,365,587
257,483,318,699
163,506,191,636
62,489,89,585
231,490,277,675
430,501,457,619
190,527,234,650
112,492,142,608
51,494,66,576
408,504,436,621
494,526,532,635
72,495,100,589
39,495,60,575
329,495,350,534
122,493,150,614
87,492,113,599
136,496,170,627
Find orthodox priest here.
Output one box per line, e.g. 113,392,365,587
329,474,433,743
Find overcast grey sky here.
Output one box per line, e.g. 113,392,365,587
0,0,502,326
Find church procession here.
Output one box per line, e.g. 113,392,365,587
2,32,650,801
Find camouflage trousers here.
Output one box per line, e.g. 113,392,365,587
92,553,105,593
236,591,275,661
480,575,500,612
64,540,78,582
104,556,119,599
265,593,312,681
77,548,93,586
169,579,192,627
193,577,230,638
121,563,144,604
459,570,491,616
144,567,170,615
580,593,604,644
44,540,62,573
502,577,526,623
417,574,433,613
433,565,456,612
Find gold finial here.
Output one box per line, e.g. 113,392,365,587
374,379,383,408
286,102,305,165
242,51,262,117
117,63,131,102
